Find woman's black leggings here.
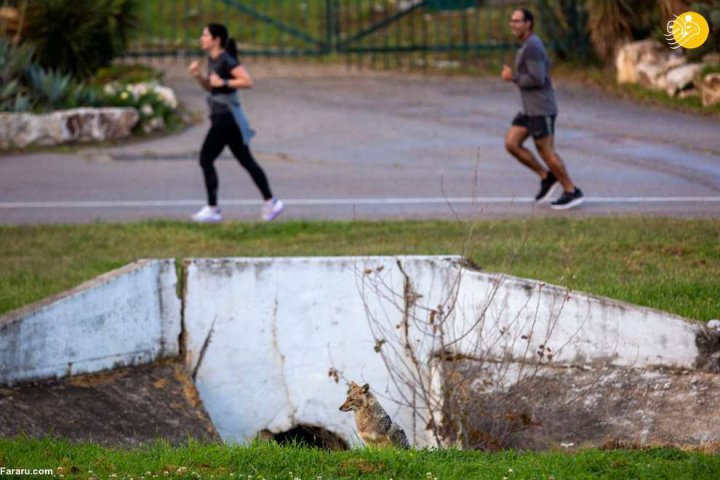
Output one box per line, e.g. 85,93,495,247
199,113,273,206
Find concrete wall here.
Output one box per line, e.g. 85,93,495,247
0,255,708,448
183,256,458,447
0,259,181,385
183,256,705,448
450,271,701,369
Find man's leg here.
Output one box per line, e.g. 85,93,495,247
504,126,548,178
533,135,575,192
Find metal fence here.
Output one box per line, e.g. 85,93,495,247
128,0,586,67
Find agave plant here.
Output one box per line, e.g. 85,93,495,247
1,35,105,112
26,66,76,109
0,38,33,84
0,37,34,112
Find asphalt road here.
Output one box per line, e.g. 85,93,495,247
1,62,719,224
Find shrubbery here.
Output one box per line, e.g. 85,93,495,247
101,81,180,133
1,38,180,135
23,0,139,79
0,39,97,113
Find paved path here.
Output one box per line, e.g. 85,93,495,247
1,62,719,224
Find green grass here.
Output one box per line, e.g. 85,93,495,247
701,64,720,77
1,218,719,320
1,438,719,480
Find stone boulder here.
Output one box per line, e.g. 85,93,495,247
616,40,686,88
665,63,703,96
700,73,720,107
0,108,139,150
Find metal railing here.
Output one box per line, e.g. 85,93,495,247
127,0,579,67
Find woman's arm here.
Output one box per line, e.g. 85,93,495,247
207,65,253,90
188,60,212,92
226,65,254,89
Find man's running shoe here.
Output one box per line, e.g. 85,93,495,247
535,171,558,203
550,188,584,210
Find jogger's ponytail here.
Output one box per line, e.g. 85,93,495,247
226,37,238,60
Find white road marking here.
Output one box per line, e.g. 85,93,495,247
0,197,719,209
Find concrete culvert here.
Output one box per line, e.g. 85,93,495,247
262,426,348,450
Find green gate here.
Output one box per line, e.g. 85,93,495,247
129,1,577,66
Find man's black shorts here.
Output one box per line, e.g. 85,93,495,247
511,113,556,139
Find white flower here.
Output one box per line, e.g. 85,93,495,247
134,83,149,96
120,91,129,100
140,104,154,116
103,83,117,95
153,85,178,109
149,116,165,131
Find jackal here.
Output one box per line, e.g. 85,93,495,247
339,382,410,448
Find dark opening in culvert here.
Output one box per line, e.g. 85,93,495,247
265,425,349,450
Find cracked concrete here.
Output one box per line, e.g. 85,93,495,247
1,255,717,449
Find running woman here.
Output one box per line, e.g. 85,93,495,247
188,23,284,222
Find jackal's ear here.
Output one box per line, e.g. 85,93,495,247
350,381,359,388
361,383,370,393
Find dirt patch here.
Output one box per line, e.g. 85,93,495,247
695,328,720,372
0,359,218,446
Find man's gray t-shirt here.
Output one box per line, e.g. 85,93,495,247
208,52,240,115
513,33,557,116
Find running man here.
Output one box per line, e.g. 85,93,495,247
502,8,584,210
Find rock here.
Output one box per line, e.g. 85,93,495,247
665,63,703,96
0,108,139,150
708,320,720,330
616,40,685,88
636,62,669,90
700,73,720,107
638,56,687,90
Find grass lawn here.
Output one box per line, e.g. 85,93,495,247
1,437,719,480
0,217,718,321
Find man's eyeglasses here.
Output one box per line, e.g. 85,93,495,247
509,19,526,24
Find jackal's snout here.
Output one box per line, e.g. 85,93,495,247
339,381,369,412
